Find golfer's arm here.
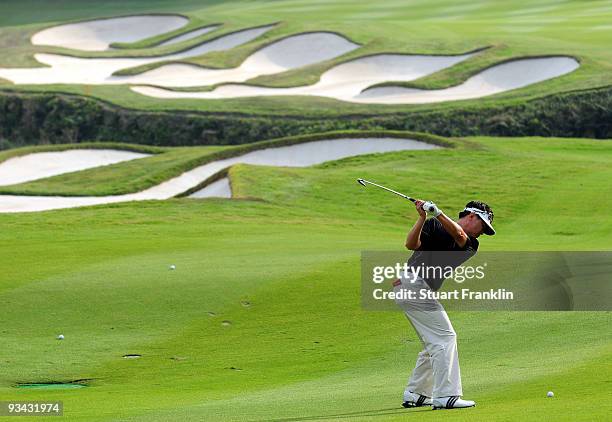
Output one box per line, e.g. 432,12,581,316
405,215,426,250
436,213,468,248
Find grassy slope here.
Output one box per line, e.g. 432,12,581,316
0,144,228,196
0,0,610,116
0,131,450,196
0,136,610,421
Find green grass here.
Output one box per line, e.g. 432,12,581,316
0,135,610,421
0,131,451,196
0,144,228,196
0,0,610,116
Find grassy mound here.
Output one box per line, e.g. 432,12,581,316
0,131,449,196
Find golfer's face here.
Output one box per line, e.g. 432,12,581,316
470,214,485,237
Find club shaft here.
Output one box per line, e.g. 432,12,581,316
358,179,416,202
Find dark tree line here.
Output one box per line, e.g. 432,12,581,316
0,87,610,150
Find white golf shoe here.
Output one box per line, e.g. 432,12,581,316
402,391,432,408
432,396,475,410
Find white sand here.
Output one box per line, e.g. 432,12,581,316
0,149,150,186
157,25,220,46
355,57,580,104
133,55,579,104
117,32,359,87
0,138,438,213
0,25,275,85
5,16,581,105
190,178,231,198
132,52,474,98
31,15,189,51
3,16,581,105
239,32,359,73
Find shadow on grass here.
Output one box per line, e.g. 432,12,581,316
256,406,429,421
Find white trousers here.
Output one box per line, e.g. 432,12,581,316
393,275,463,399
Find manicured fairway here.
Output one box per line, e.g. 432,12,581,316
0,136,610,420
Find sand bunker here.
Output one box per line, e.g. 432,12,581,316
0,138,438,213
1,14,580,103
133,52,474,98
31,15,189,51
0,149,150,186
111,32,359,87
133,55,579,103
157,25,220,46
0,25,275,85
356,57,581,104
190,178,231,198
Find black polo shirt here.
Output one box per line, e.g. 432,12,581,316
406,217,479,291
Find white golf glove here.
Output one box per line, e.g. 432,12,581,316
422,201,442,217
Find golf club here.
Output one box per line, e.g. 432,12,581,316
357,178,436,212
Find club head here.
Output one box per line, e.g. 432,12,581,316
357,178,367,187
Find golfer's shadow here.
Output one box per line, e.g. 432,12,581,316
256,406,429,421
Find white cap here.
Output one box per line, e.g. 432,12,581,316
464,207,495,235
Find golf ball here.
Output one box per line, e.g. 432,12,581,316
547,391,554,398
57,334,64,340
169,265,176,270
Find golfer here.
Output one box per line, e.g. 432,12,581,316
396,200,495,410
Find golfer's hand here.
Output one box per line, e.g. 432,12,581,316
414,200,427,218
